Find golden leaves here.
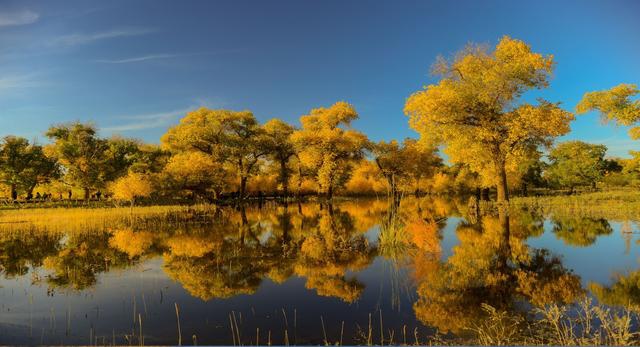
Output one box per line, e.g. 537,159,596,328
405,36,574,199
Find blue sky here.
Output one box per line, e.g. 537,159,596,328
1,0,639,157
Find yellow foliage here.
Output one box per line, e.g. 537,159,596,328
429,172,453,193
344,160,387,195
166,235,218,257
405,36,574,201
291,101,369,196
110,172,154,203
577,83,640,139
109,229,155,258
406,218,441,254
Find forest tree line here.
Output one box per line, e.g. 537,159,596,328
1,36,639,204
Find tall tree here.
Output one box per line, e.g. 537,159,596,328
0,136,58,199
373,140,407,198
161,108,268,199
546,141,607,191
402,138,442,194
404,36,574,203
577,83,640,139
162,151,229,200
45,122,137,199
291,101,369,199
263,118,296,196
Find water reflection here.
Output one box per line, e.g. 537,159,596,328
413,208,583,334
0,198,639,344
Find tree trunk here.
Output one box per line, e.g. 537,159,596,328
327,184,333,200
496,162,509,203
84,187,91,201
239,176,248,200
280,160,289,197
10,184,17,201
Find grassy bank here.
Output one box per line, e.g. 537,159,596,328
510,189,640,221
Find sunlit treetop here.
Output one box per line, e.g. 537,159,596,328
576,83,640,139
405,36,574,202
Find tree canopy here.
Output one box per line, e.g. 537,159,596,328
546,141,607,190
577,83,640,139
291,101,370,199
405,36,574,202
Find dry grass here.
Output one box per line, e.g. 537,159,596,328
0,204,221,234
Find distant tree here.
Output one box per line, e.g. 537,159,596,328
111,172,154,207
0,136,59,199
404,36,574,203
161,108,268,199
402,139,442,194
373,140,408,198
577,83,640,139
162,151,229,200
373,138,441,197
546,141,607,191
291,102,369,199
45,122,137,199
102,137,140,181
519,154,547,194
263,119,296,196
128,144,170,174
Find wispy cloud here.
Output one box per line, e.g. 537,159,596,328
94,50,243,64
104,97,228,133
0,73,44,91
102,107,194,132
94,53,184,64
0,10,39,27
48,27,155,47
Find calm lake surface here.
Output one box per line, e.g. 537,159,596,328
0,198,638,345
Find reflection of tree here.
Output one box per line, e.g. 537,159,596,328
551,216,612,247
162,214,267,300
109,229,158,258
590,271,640,309
295,204,375,303
43,233,132,290
0,231,61,278
413,210,584,334
0,201,379,304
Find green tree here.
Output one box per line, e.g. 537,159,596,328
45,123,137,199
404,36,574,203
546,141,607,191
0,136,59,200
162,108,268,199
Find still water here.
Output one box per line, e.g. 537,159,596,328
0,198,638,345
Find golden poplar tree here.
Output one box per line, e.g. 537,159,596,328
576,83,640,139
291,101,369,199
404,36,574,202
